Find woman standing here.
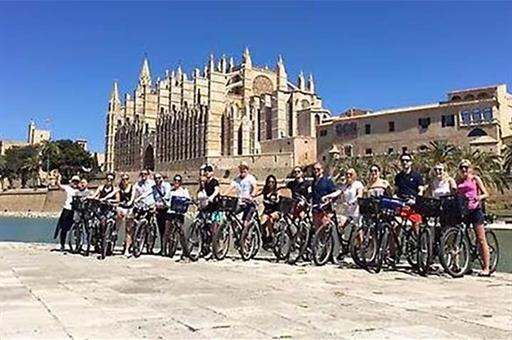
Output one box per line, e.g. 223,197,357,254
259,175,280,247
340,168,364,225
365,164,392,197
425,163,456,198
116,174,134,256
456,159,491,276
54,173,80,251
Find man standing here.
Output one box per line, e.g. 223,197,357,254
231,162,258,227
152,173,171,254
394,153,424,234
311,162,341,229
54,173,80,251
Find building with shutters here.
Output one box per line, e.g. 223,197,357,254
317,84,512,161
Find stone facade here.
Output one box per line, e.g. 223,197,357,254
105,49,330,175
317,84,512,161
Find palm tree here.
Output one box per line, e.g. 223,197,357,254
453,146,509,193
504,144,512,174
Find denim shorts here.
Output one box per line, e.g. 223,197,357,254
464,208,485,226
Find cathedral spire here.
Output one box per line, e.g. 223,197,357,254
138,55,151,87
243,47,252,68
298,71,305,91
308,73,315,93
110,80,121,105
229,56,235,72
208,54,215,72
276,55,287,91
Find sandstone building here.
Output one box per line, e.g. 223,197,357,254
317,84,512,161
105,49,330,177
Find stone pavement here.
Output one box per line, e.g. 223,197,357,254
0,242,511,339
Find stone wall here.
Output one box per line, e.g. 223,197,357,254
0,189,64,213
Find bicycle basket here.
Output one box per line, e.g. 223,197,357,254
440,194,467,226
358,197,379,216
414,196,441,218
71,196,82,211
379,196,405,211
278,197,296,215
170,196,190,214
219,195,238,212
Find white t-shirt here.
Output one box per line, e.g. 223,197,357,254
133,179,156,207
431,178,452,198
232,174,257,199
62,185,77,210
340,180,364,218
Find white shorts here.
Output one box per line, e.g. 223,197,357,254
116,206,134,219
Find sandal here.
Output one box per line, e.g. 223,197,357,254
477,271,491,277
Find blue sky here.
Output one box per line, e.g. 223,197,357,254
1,1,511,152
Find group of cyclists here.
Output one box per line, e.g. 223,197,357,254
53,152,498,278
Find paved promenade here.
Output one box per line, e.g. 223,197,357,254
1,243,511,339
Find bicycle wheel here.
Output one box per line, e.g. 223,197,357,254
101,220,114,260
145,220,157,255
312,222,334,266
133,220,147,258
288,221,310,265
404,230,418,269
485,230,499,274
84,222,93,256
439,226,470,278
374,227,390,273
212,220,231,260
273,218,291,262
68,221,83,254
240,222,259,261
187,220,203,261
165,223,180,258
350,224,378,269
417,227,432,276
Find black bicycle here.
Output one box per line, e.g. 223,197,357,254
211,196,261,261
349,197,380,270
286,195,314,265
311,199,358,266
132,203,158,258
163,196,192,259
439,213,499,278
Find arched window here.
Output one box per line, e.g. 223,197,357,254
315,115,321,126
467,128,488,137
477,92,489,99
464,94,475,100
451,95,461,101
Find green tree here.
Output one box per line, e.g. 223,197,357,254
40,140,95,181
504,144,512,174
4,145,41,188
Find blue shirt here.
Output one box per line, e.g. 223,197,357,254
152,182,172,204
312,175,337,204
395,171,423,199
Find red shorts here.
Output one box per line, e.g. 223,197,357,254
399,206,422,224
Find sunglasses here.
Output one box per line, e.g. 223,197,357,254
313,167,322,171
370,169,379,173
459,165,469,170
293,169,302,173
434,168,444,172
122,177,129,181
346,173,354,176
401,159,412,163
155,177,162,180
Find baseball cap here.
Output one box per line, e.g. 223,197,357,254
70,175,80,182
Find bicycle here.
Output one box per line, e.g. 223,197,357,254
286,195,314,265
211,196,261,261
311,199,358,266
439,209,499,278
132,203,158,258
349,197,380,270
68,196,90,254
369,196,418,273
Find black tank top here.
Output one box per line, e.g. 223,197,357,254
119,185,132,206
98,184,115,199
